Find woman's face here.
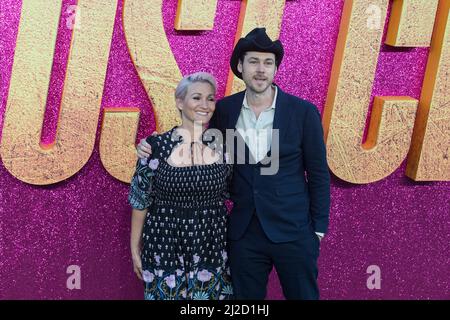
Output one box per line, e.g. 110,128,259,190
177,82,216,125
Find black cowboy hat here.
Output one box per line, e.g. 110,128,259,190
230,27,284,79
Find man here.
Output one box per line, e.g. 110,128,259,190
137,28,330,300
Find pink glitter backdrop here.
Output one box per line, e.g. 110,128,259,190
0,0,449,299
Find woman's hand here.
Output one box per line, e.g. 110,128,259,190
136,132,156,159
131,247,143,280
130,209,147,281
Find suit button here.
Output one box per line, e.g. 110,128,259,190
253,190,258,195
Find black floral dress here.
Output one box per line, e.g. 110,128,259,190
128,127,233,300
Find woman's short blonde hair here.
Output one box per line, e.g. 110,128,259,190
175,72,217,101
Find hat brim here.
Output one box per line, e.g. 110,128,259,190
230,38,284,79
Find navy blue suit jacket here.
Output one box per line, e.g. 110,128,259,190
209,86,330,243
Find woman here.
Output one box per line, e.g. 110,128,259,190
128,72,233,300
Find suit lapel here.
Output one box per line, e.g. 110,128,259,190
271,86,291,147
227,91,245,129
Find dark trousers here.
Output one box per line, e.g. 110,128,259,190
229,214,320,300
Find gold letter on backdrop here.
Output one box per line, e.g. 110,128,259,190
102,0,182,183
322,0,418,184
175,0,218,30
406,0,450,181
385,0,439,47
100,108,140,183
122,0,182,134
0,1,116,185
103,0,285,182
225,0,286,95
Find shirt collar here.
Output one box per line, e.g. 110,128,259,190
242,85,278,110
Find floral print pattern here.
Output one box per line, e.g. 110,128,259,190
129,127,233,300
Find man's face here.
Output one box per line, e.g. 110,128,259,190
237,51,277,94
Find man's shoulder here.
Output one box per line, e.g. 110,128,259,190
217,91,245,108
279,89,318,113
278,88,313,105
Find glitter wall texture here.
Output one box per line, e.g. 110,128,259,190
0,0,449,299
